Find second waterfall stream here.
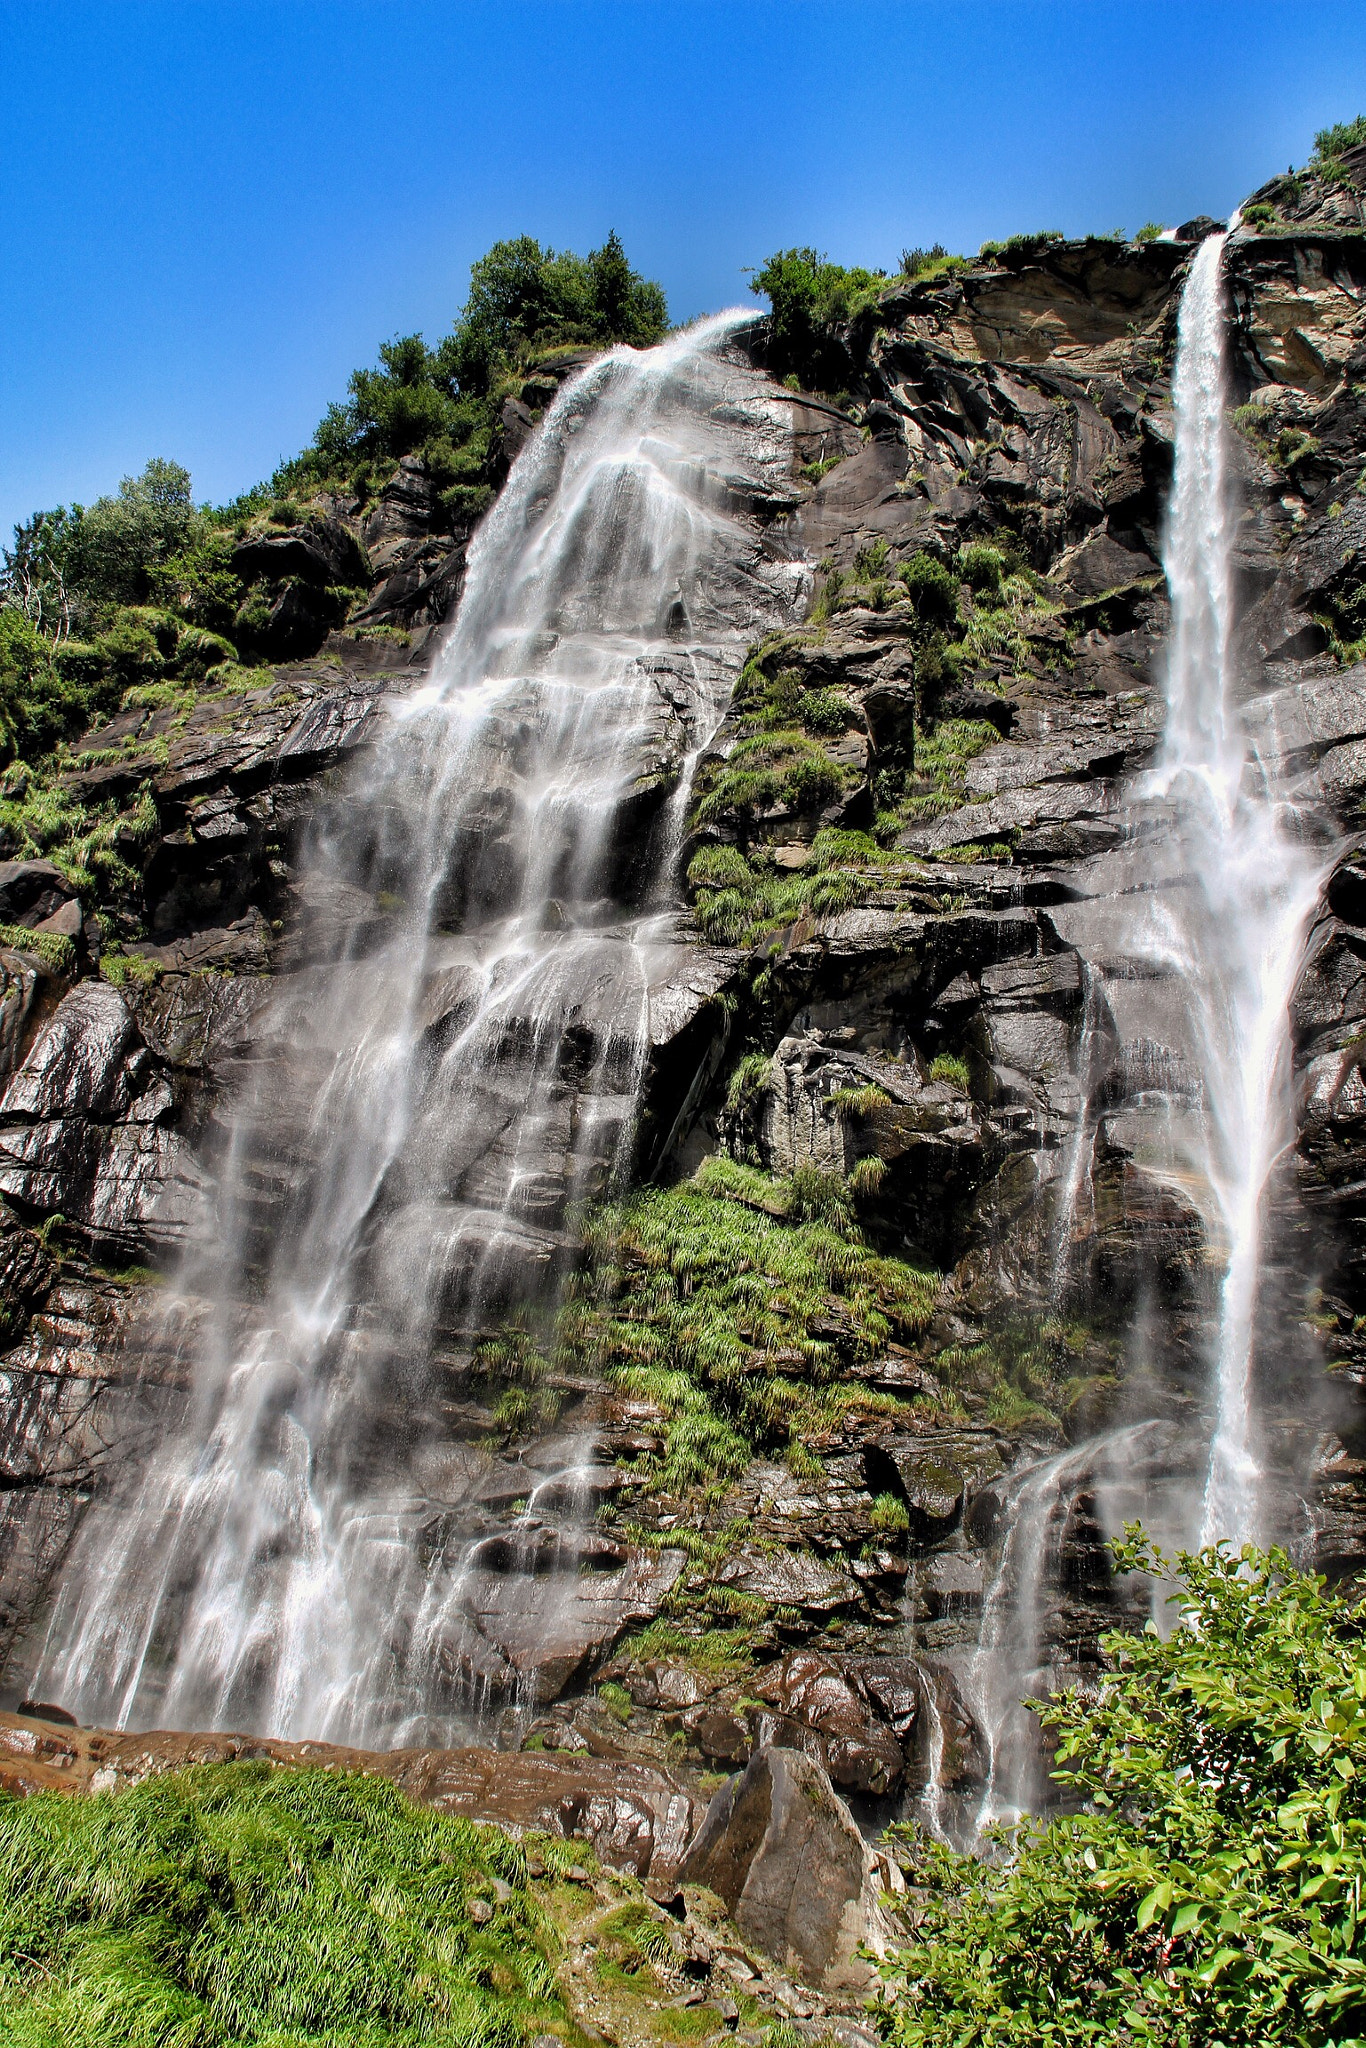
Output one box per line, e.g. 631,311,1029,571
929,227,1332,1841
31,317,804,1746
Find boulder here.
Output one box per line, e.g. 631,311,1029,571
0,862,74,929
230,516,366,590
752,1651,906,1795
678,1746,873,1988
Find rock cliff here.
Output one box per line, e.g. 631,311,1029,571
5,151,1366,1842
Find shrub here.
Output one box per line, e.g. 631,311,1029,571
0,610,108,763
898,551,960,627
980,230,1065,260
928,1052,971,1090
901,243,947,274
748,247,888,386
784,750,844,811
0,1760,567,2047
561,1156,941,1488
1313,115,1366,164
148,524,244,635
796,687,851,735
879,1534,1366,2048
1135,221,1165,242
957,540,1008,597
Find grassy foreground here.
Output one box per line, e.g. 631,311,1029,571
0,1761,569,2048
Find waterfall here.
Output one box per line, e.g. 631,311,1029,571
30,316,803,1745
1048,958,1101,1308
1132,230,1326,1547
922,229,1332,1844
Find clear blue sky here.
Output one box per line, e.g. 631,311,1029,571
2,0,1363,540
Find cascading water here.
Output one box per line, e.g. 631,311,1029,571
30,316,803,1745
922,228,1332,1841
1124,229,1327,1546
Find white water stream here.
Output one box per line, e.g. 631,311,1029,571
923,229,1331,1838
32,316,802,1744
1130,230,1326,1545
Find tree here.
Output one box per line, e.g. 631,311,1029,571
0,508,77,640
748,248,886,388
879,1535,1366,2046
62,459,196,622
283,232,669,496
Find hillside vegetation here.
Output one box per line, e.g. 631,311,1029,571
0,1763,569,2047
0,233,668,779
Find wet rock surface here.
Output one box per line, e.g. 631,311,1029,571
0,1708,700,1881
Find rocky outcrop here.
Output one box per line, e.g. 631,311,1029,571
0,1708,700,1882
678,1746,877,1989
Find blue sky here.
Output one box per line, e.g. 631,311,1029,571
2,0,1364,540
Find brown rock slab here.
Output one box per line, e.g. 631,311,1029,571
0,1712,699,1881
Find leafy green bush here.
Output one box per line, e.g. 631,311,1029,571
879,1535,1366,2047
748,247,888,387
796,687,852,735
0,1760,566,2047
0,610,109,763
148,524,243,635
898,551,961,627
1314,115,1366,164
1135,221,1166,243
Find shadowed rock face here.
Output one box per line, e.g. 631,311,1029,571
4,158,1366,1835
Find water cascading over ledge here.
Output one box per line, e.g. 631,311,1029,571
925,227,1338,1843
28,317,805,1747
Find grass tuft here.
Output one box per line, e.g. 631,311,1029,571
0,1760,567,2047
